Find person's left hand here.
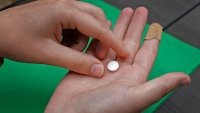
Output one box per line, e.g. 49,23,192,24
45,7,190,113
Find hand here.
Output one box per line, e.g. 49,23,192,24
45,7,191,113
0,0,128,77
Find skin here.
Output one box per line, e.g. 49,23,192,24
0,0,128,77
45,7,191,113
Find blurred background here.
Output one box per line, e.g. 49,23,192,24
0,0,200,113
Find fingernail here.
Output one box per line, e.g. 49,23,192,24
90,64,104,77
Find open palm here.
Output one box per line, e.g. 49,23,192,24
45,7,190,113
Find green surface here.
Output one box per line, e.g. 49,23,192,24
0,0,200,113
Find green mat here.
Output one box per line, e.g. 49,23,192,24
0,0,200,113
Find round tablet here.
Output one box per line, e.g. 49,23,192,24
107,61,119,72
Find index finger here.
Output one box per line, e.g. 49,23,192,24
63,9,129,57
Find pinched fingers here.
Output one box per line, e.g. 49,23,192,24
60,1,129,58
75,1,113,60
62,9,128,57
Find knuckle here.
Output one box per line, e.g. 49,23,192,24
54,0,78,28
96,8,105,16
161,82,171,94
142,44,157,56
55,0,75,11
94,7,107,21
52,0,69,15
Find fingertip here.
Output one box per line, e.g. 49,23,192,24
90,63,104,78
121,51,129,58
136,6,148,15
165,72,191,86
122,7,134,14
177,72,191,86
119,44,130,57
180,77,191,86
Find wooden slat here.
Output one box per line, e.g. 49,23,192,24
0,0,19,10
6,0,33,8
166,6,200,48
104,0,199,27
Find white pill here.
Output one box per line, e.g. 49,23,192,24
107,61,119,72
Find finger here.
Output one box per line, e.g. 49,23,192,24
117,7,148,64
130,72,190,111
133,23,162,81
41,40,104,77
62,9,129,57
105,7,134,61
94,41,109,60
94,20,112,60
75,1,109,27
95,8,134,60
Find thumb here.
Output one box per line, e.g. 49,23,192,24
41,40,104,77
134,72,190,111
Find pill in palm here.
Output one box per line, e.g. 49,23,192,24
107,61,119,72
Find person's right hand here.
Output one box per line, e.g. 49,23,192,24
0,0,128,77
45,7,191,113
